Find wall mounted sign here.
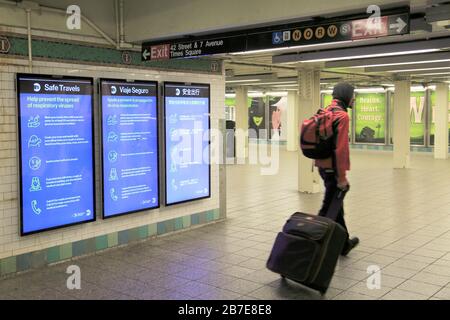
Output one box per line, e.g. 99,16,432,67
17,74,95,235
142,8,409,60
100,79,160,218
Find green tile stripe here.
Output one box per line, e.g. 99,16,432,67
0,208,221,277
4,36,222,74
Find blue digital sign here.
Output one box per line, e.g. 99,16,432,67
164,82,210,205
17,74,95,235
101,79,159,218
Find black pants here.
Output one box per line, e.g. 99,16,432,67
318,168,349,241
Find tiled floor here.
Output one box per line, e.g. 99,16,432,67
1,147,450,300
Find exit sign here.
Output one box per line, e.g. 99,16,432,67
0,36,10,54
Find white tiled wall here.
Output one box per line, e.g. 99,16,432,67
0,56,225,259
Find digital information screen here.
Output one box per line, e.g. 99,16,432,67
101,79,159,218
17,74,95,235
164,82,211,205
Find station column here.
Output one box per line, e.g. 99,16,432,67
235,87,248,161
393,78,411,168
297,68,322,193
286,91,299,152
434,83,449,160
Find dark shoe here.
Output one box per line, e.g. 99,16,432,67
341,237,360,256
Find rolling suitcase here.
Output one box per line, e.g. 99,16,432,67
266,188,348,295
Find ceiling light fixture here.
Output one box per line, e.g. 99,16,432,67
288,49,440,63
242,81,297,86
325,51,450,68
273,37,450,64
387,66,450,73
231,40,354,56
225,79,261,83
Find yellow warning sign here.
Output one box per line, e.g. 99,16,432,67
315,27,325,39
304,28,313,40
292,30,302,41
327,25,338,38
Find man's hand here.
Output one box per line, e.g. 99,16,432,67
337,181,350,191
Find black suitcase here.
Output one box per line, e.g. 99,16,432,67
266,189,348,294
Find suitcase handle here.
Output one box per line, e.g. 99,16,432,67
326,188,348,221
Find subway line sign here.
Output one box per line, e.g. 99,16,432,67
142,10,409,61
259,13,409,49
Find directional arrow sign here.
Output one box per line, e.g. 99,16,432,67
141,10,409,60
142,49,150,60
390,17,407,33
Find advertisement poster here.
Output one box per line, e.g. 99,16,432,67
101,80,159,218
389,91,426,145
410,91,426,145
17,75,95,235
354,93,386,144
322,93,352,140
323,94,333,109
248,97,266,139
430,91,450,146
268,96,287,141
225,97,235,121
164,83,210,205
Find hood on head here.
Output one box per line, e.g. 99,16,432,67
332,82,355,108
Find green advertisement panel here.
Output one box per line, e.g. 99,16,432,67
389,91,427,145
225,98,235,107
354,93,386,144
410,91,426,145
323,94,333,109
322,94,352,140
225,97,236,121
429,91,450,146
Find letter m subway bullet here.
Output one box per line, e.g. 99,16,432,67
151,44,170,60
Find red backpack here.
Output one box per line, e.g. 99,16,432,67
300,107,337,159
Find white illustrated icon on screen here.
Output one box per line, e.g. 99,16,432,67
108,151,118,163
175,88,181,96
170,128,178,140
204,188,208,194
29,156,42,171
170,147,178,172
30,177,42,192
86,209,91,216
33,83,41,92
107,132,118,142
169,113,178,124
28,115,40,128
107,115,118,126
109,168,118,181
31,200,42,215
110,188,119,201
110,86,117,95
152,197,156,204
171,179,178,191
28,135,42,148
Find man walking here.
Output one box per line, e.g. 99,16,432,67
315,82,359,256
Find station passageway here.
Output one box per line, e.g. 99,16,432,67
1,147,450,300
